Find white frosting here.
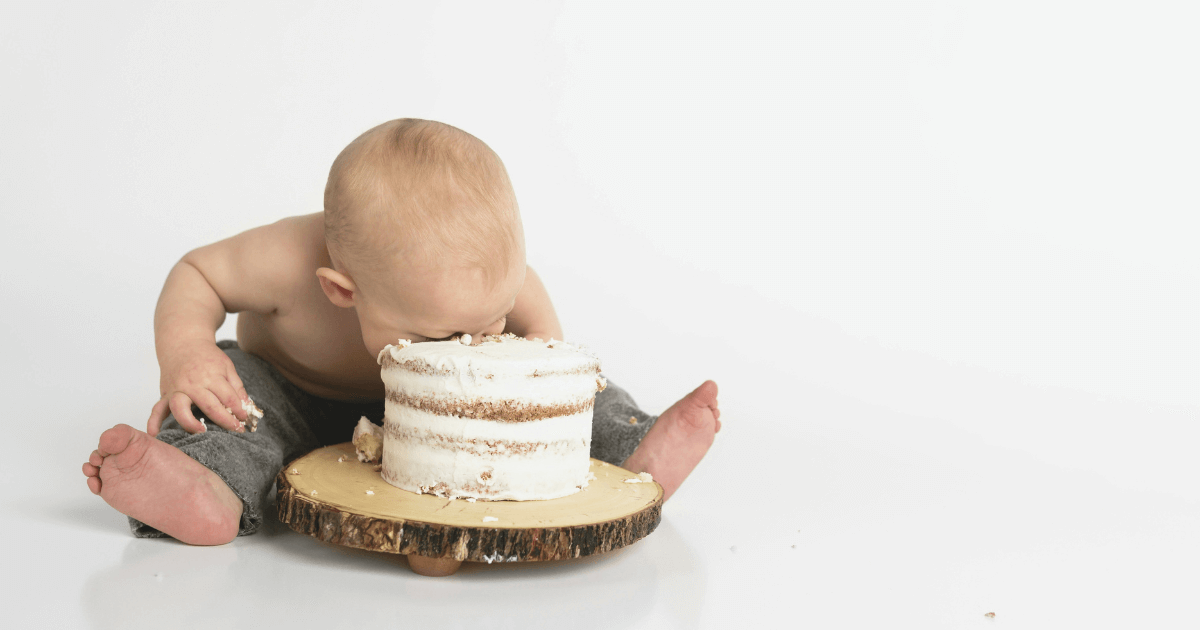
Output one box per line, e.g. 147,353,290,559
381,406,593,500
352,416,384,462
241,398,263,420
352,416,382,442
379,334,597,377
376,338,412,365
226,397,264,432
378,334,602,501
381,369,601,407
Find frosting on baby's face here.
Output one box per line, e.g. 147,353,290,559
352,260,524,359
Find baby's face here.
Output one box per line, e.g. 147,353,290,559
353,260,525,359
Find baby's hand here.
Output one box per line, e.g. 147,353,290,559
147,342,250,436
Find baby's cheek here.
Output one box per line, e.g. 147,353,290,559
362,329,393,359
484,318,507,336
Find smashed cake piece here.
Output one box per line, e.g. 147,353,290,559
223,397,265,432
352,416,384,463
623,471,654,484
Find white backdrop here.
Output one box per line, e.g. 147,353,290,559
2,2,1197,628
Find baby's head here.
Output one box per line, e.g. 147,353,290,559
316,119,526,357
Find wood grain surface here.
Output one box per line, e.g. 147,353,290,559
276,443,663,563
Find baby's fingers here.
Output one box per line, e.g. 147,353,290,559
210,378,247,422
168,392,207,434
195,388,244,433
147,396,171,437
225,363,249,409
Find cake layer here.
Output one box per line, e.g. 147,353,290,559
381,363,602,422
385,403,593,450
382,404,593,501
385,390,594,422
377,334,600,380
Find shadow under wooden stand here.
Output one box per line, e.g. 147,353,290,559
276,443,663,577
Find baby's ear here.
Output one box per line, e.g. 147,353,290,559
316,267,357,308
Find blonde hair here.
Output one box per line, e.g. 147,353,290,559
324,118,524,290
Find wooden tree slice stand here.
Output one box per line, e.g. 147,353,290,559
276,443,663,577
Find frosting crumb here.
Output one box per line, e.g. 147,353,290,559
624,472,654,484
483,516,499,522
241,398,264,431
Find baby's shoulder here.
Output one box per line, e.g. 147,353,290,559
180,213,325,316
219,213,325,299
251,212,327,283
261,212,325,256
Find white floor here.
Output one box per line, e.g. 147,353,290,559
4,334,1198,629
3,2,1198,628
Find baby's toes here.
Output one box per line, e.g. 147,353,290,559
678,406,717,433
86,473,102,495
89,450,103,467
97,424,140,459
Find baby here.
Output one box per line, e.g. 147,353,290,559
82,119,721,546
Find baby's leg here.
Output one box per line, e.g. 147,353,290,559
589,380,661,466
84,341,322,542
590,379,721,502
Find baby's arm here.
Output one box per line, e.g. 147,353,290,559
503,265,564,342
148,219,299,436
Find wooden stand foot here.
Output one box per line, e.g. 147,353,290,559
406,555,463,577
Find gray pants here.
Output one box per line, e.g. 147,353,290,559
131,340,658,538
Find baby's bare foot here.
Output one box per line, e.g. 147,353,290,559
82,424,243,545
621,380,721,502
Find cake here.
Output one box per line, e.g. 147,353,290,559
375,333,607,501
222,398,264,432
352,417,383,463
